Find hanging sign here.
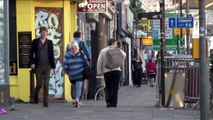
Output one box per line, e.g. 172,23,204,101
77,0,107,13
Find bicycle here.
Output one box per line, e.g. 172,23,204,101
94,86,105,100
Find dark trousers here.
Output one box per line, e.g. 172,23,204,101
34,64,51,102
104,70,121,107
132,69,142,87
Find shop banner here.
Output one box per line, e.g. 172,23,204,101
77,0,107,13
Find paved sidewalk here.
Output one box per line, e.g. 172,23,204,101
0,85,209,120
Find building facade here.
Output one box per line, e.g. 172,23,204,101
5,0,134,104
9,0,78,102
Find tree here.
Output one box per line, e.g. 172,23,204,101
129,0,143,22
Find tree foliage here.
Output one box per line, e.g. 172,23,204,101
129,0,143,22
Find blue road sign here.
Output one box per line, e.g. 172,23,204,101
153,30,159,39
169,18,176,28
154,30,158,34
177,17,194,28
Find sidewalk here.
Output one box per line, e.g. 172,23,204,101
0,85,208,120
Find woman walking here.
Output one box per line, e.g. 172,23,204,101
131,54,143,87
146,59,156,87
63,41,88,107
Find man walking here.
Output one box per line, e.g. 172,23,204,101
30,26,56,107
66,31,91,60
97,38,126,107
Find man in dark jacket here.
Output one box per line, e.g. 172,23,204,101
30,26,56,107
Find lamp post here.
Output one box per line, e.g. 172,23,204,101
199,0,209,119
160,0,165,107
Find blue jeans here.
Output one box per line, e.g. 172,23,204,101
71,80,83,101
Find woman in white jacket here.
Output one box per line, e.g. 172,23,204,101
97,38,126,108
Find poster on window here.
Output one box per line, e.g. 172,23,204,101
35,7,64,99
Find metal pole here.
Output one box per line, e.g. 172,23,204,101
199,0,209,119
186,0,190,54
4,0,10,84
179,0,182,54
176,0,181,54
177,35,180,54
160,0,165,107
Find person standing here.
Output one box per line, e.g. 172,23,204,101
97,38,126,108
30,26,56,107
63,41,88,107
131,54,143,87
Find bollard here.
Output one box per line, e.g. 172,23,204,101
9,97,15,110
30,69,35,103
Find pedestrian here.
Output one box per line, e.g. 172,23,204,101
30,26,56,107
66,31,91,60
65,31,91,104
146,59,156,87
131,54,143,87
210,49,213,69
63,41,88,108
97,38,126,108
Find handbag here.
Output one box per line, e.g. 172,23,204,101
80,51,93,79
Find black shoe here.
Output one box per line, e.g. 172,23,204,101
74,101,79,108
34,97,38,104
43,102,48,107
106,103,111,108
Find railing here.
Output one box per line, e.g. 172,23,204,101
157,56,200,108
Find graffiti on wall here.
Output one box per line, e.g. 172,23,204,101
35,7,64,99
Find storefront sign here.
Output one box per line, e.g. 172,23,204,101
10,61,17,75
77,0,107,13
18,32,32,68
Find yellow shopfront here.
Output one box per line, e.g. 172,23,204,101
10,0,77,102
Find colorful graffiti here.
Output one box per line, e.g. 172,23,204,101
35,7,64,99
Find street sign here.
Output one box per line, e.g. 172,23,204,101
174,28,193,35
169,17,194,28
153,29,160,39
152,20,160,39
153,13,185,51
169,18,176,28
137,12,161,19
177,17,194,28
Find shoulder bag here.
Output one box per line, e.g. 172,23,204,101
80,51,93,79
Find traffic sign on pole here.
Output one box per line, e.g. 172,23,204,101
168,17,194,28
137,12,161,19
177,17,194,28
169,18,176,28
